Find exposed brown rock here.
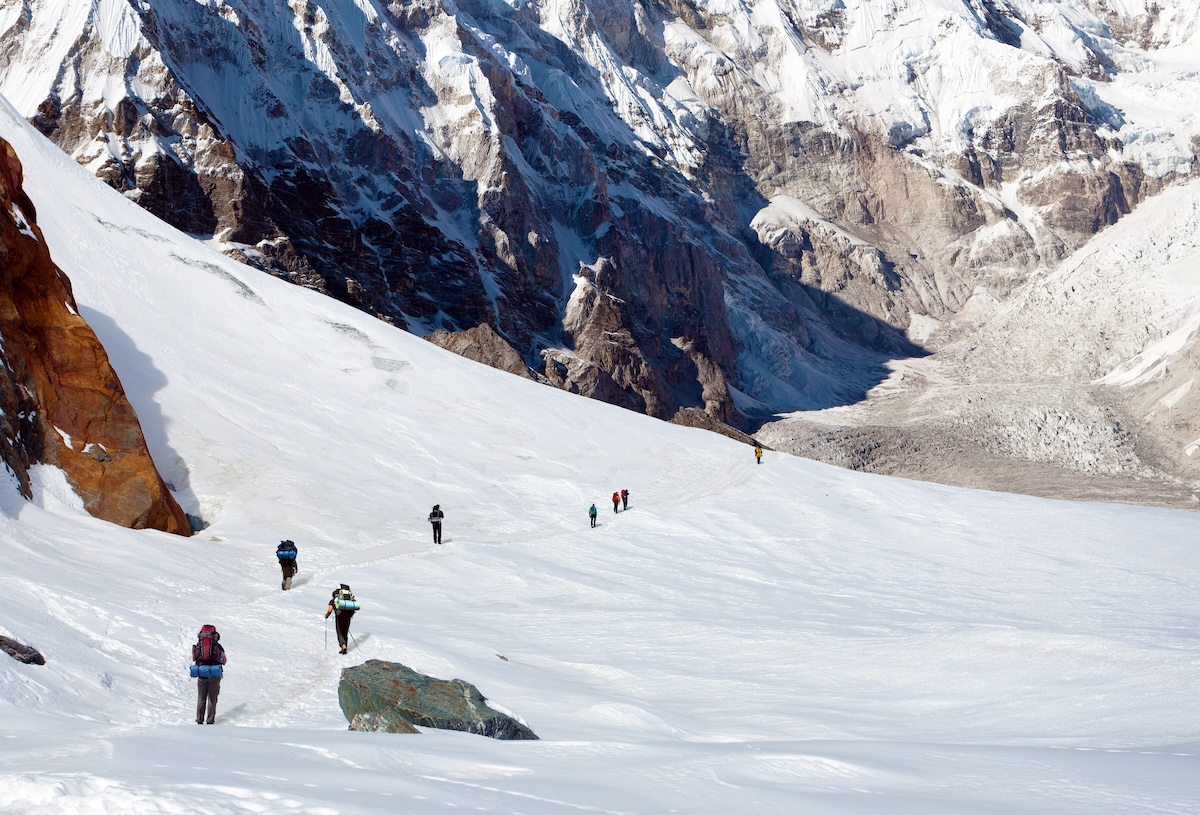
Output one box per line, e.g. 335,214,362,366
669,407,761,447
426,323,535,380
0,634,45,665
0,137,189,535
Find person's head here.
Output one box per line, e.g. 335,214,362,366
433,504,439,511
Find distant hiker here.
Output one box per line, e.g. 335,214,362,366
428,504,444,545
276,539,298,590
755,446,763,465
191,624,226,725
589,504,598,528
612,492,620,513
325,584,359,655
620,489,629,510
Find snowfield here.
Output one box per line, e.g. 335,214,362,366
1,97,1199,813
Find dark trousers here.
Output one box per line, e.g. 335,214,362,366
335,611,354,648
431,521,442,544
280,560,296,588
621,496,628,509
612,502,619,513
590,515,596,528
196,676,220,723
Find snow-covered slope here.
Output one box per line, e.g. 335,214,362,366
2,96,1199,812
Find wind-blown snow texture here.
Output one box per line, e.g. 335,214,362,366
1,97,1199,813
2,0,1197,419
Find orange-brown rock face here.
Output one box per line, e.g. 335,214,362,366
0,137,189,535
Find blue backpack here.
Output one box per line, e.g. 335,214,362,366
333,586,360,612
277,540,297,560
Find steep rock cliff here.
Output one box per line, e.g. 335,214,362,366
0,136,189,534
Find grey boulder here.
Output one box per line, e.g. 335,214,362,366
339,659,537,740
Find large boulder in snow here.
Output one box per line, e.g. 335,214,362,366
0,137,190,535
339,660,538,740
0,635,45,665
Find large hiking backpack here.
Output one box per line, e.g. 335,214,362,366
333,585,360,612
194,625,224,665
277,540,298,560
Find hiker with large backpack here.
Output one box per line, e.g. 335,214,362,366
428,505,444,545
324,584,359,655
588,503,598,528
190,624,227,724
276,540,298,590
611,491,620,513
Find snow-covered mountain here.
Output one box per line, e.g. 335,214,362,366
3,0,1197,423
2,89,1199,815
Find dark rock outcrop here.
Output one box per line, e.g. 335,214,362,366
339,659,538,740
0,137,189,535
0,635,45,665
426,324,536,380
669,407,759,446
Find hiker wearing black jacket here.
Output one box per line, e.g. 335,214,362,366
276,540,298,590
428,505,444,544
325,585,358,655
191,625,227,725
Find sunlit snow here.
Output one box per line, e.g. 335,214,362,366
1,94,1198,813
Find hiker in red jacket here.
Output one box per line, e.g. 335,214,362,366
612,491,620,513
620,489,629,510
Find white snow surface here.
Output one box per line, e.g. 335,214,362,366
2,98,1200,813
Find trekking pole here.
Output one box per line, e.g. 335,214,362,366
324,617,328,651
349,631,359,652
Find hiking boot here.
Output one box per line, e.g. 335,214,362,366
340,644,347,654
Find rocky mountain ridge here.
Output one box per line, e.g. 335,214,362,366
4,0,1196,426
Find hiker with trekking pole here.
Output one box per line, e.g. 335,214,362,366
325,584,360,655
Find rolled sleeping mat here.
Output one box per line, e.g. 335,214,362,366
333,599,361,611
189,664,224,678
276,550,297,560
